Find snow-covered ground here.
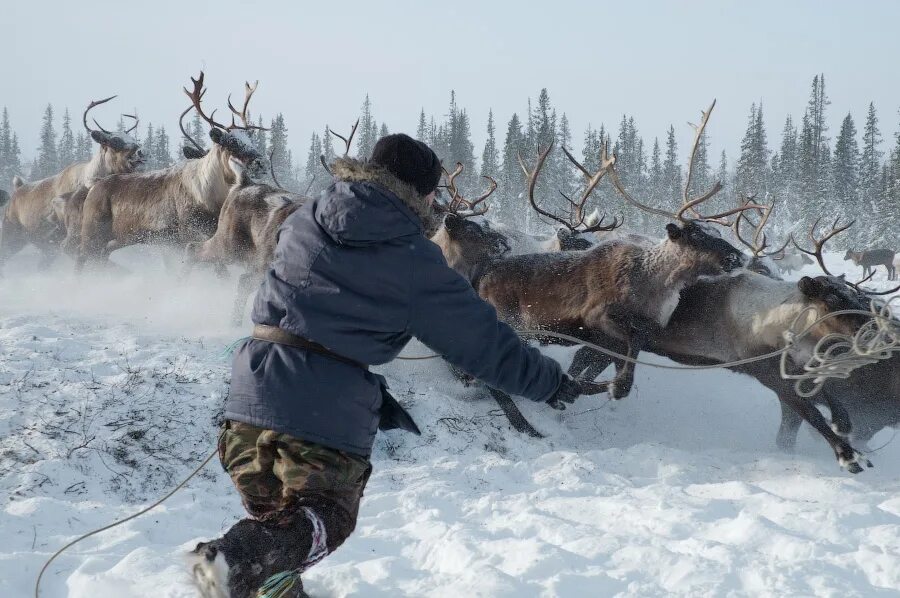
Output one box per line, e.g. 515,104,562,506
2,247,899,597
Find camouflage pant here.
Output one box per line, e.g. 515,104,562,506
218,420,372,546
205,421,372,596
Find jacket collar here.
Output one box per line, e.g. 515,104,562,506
331,158,439,234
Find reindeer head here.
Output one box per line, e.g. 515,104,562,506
182,72,267,181
83,97,144,174
431,213,510,283
794,275,874,354
663,221,746,275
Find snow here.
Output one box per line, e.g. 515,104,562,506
2,247,900,597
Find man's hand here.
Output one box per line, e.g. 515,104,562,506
547,375,609,410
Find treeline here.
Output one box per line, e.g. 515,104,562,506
2,73,899,246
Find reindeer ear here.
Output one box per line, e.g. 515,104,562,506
665,223,682,240
798,276,824,298
90,130,109,145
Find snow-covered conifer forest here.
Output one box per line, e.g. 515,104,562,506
2,2,900,596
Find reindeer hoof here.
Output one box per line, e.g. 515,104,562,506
610,380,632,400
838,450,872,474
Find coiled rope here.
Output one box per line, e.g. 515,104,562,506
34,299,899,598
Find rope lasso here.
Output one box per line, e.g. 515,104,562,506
396,299,900,401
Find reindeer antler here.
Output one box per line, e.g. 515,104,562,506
268,147,285,190
791,218,900,295
227,81,268,131
440,162,496,218
731,194,790,258
319,119,360,175
83,96,117,136
183,71,230,131
122,113,139,135
179,105,205,153
328,119,359,157
518,141,621,233
606,100,764,226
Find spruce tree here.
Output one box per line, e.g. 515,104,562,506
859,102,883,214
57,108,76,169
155,126,172,168
647,137,664,210
735,103,770,198
662,125,682,207
797,74,831,219
379,123,389,139
416,109,428,142
143,123,157,169
268,114,293,189
304,132,324,193
75,130,92,162
500,113,525,227
480,109,500,180
252,115,267,159
322,125,336,165
356,95,377,158
35,104,59,179
831,112,860,226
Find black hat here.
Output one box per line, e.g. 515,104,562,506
370,133,442,196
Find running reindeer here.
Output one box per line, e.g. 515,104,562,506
567,199,896,472
1,97,143,272
75,72,266,269
182,120,360,323
434,101,755,401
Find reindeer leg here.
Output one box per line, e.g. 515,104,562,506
780,394,871,473
776,400,803,451
487,387,543,438
0,216,26,275
604,308,661,400
569,345,614,381
824,393,852,438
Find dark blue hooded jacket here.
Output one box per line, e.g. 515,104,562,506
225,159,563,456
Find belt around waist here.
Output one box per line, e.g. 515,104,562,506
251,325,368,370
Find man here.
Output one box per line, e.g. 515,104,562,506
190,134,601,597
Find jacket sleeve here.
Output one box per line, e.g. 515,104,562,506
407,242,563,402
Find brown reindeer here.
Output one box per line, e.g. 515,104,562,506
184,157,310,324
434,102,756,400
0,97,143,272
567,216,887,472
183,119,362,323
844,248,896,281
77,73,265,269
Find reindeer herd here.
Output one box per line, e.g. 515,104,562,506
0,75,898,475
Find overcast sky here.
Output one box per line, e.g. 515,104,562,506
5,0,900,166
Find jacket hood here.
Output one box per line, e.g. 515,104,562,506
315,158,439,245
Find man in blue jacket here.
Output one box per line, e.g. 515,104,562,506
190,134,601,598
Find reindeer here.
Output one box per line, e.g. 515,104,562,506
434,101,755,400
0,97,143,272
76,73,265,269
569,217,896,473
844,248,896,281
183,157,310,324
